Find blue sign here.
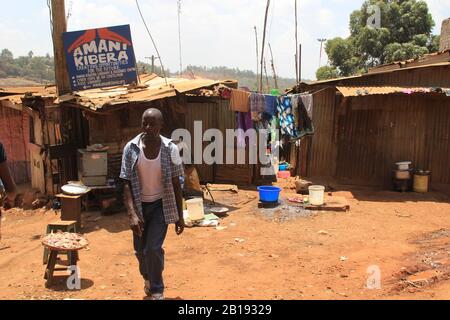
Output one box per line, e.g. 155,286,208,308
63,25,138,91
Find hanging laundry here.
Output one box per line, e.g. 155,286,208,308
236,112,253,148
296,96,315,138
264,94,278,117
229,89,251,112
277,96,298,138
250,93,266,121
300,94,313,119
291,95,301,132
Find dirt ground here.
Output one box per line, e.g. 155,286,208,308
1,181,450,300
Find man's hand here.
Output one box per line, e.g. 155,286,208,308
130,215,144,238
175,217,185,235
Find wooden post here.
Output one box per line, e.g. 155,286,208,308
298,44,302,88
295,0,299,84
259,0,270,93
263,59,270,93
254,26,259,91
268,43,278,89
51,0,71,95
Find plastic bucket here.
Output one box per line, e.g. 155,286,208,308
309,185,325,206
257,186,282,203
413,174,430,193
279,163,289,171
186,198,205,221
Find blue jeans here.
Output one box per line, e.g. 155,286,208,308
133,200,168,294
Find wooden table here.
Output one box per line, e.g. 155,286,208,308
55,194,83,229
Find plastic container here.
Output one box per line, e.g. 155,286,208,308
257,186,282,203
308,185,325,206
395,170,411,180
396,161,412,171
277,171,291,179
279,163,289,171
186,198,205,221
413,173,430,193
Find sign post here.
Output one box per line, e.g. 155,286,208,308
63,25,138,91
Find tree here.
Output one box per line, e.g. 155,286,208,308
316,66,339,80
322,0,436,77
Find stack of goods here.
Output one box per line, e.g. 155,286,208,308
42,232,89,251
393,161,413,192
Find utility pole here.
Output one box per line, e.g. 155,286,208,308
318,38,327,68
259,0,270,93
254,26,259,92
177,0,183,76
145,56,160,75
295,0,299,84
263,58,270,93
298,44,302,83
268,43,278,89
50,0,70,95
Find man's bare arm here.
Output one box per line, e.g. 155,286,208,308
0,162,17,202
172,176,184,235
123,180,143,237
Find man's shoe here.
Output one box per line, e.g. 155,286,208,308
144,280,151,297
151,293,164,300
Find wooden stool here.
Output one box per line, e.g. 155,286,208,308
43,220,77,265
44,248,80,288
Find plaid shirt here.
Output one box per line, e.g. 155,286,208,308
120,134,184,224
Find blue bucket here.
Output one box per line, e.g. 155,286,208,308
257,186,282,203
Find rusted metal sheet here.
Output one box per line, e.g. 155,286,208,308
184,99,253,185
307,88,338,178
336,86,450,97
303,88,450,187
58,74,237,111
335,95,450,186
296,63,450,93
0,105,31,184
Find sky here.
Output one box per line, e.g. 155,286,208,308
0,0,448,80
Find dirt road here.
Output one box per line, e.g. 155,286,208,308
1,185,450,300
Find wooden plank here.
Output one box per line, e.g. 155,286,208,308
49,144,77,159
30,146,45,193
304,196,350,211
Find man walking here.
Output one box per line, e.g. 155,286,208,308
120,108,185,300
0,142,17,241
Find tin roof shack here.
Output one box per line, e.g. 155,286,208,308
4,86,87,195
58,74,254,187
291,53,450,190
0,88,34,185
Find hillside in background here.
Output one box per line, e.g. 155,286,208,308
1,49,299,90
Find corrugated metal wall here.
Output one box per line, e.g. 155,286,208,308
185,98,253,185
307,88,338,178
0,105,31,184
306,91,450,187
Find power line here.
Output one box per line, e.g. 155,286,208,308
135,0,168,85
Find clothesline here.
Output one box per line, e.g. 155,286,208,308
229,87,315,147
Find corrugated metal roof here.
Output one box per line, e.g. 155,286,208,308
289,61,450,94
368,50,450,74
58,74,237,111
0,86,56,106
336,86,450,97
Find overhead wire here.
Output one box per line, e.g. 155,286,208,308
135,0,168,85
